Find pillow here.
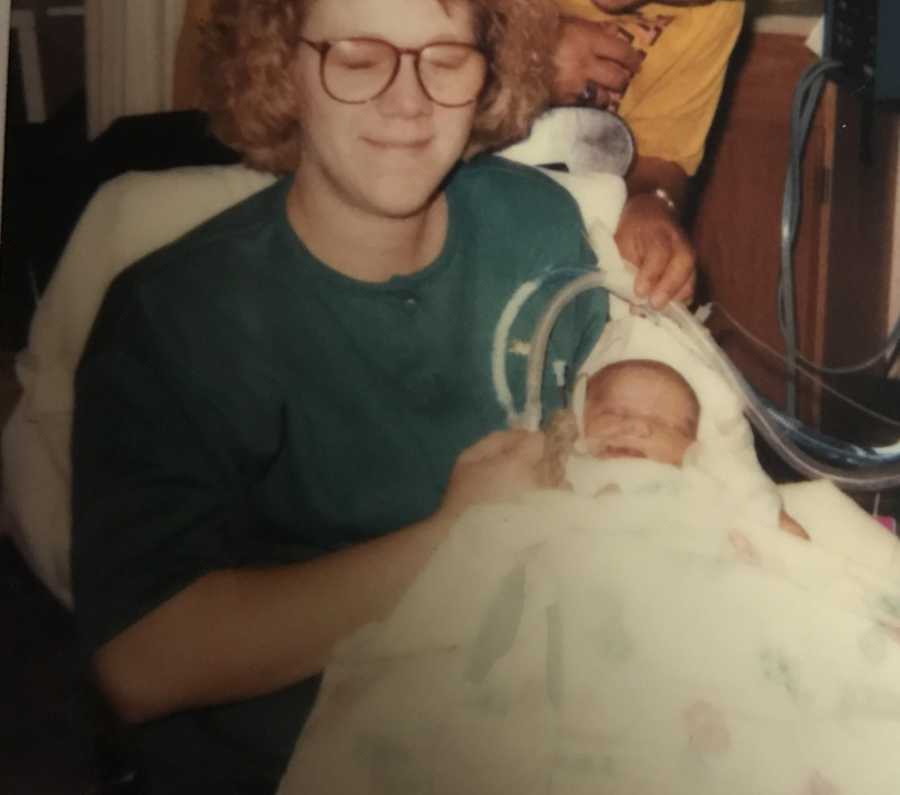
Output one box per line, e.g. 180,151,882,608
2,164,275,606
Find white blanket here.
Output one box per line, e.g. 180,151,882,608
278,472,900,795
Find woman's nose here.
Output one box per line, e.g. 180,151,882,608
376,55,432,117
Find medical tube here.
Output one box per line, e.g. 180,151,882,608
523,272,900,492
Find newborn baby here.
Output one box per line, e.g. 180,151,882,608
582,358,698,466
542,358,809,539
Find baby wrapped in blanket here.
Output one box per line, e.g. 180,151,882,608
546,356,808,539
277,315,900,795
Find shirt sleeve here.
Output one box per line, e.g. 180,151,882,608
542,229,609,413
554,1,746,176
619,2,745,175
71,281,252,655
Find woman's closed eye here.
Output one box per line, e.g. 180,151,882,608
424,48,471,70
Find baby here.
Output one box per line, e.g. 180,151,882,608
541,358,809,539
581,358,698,467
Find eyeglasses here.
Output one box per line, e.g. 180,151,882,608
299,37,488,108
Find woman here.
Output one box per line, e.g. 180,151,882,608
72,1,693,792
173,0,703,309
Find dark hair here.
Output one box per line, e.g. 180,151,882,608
202,0,559,173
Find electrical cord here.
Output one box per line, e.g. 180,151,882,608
779,58,844,416
796,314,900,376
520,270,900,490
711,301,900,432
779,59,900,400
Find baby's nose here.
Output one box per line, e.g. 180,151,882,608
621,418,652,439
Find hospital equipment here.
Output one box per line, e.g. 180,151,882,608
825,0,900,101
280,288,900,794
503,265,900,492
781,8,900,413
497,98,900,495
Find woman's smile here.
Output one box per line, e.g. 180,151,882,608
362,136,434,150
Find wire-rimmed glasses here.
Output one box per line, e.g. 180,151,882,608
299,37,488,107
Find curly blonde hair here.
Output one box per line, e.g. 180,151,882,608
201,0,560,173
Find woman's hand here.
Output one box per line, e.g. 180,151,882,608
552,17,643,108
615,192,696,309
440,430,545,519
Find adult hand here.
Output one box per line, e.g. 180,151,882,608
615,193,696,309
440,430,544,519
552,17,643,108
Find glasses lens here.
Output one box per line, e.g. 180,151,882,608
323,40,396,103
419,44,487,106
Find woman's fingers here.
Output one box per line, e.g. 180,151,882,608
456,429,538,465
442,430,546,517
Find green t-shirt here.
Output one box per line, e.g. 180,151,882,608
72,155,608,792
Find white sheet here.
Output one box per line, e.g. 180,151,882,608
278,470,900,795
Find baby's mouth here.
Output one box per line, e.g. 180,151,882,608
598,445,647,460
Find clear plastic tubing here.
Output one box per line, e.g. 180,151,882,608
524,272,900,492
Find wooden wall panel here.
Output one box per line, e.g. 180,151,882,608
692,33,832,418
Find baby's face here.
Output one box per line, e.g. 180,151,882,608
582,367,699,466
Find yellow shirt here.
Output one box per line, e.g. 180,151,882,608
557,1,745,175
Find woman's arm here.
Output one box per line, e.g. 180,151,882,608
91,430,545,725
93,514,453,724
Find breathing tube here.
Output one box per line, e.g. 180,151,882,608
521,270,900,492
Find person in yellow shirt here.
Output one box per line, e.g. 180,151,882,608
554,0,744,190
551,0,745,307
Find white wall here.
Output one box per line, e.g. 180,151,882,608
85,0,185,139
